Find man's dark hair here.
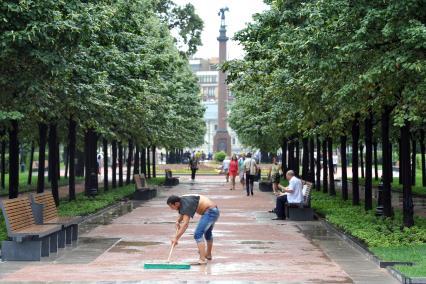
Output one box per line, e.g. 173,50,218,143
167,195,181,205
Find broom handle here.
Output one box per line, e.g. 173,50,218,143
167,227,179,262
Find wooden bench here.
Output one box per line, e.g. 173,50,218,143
0,197,62,260
133,174,157,200
285,181,314,221
30,192,81,248
164,169,179,186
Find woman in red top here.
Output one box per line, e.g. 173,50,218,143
229,154,239,190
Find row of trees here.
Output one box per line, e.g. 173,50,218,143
224,0,426,227
0,0,205,204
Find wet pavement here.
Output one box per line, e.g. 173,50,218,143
0,176,398,283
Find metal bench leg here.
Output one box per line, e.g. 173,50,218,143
1,240,42,261
58,229,66,248
49,232,58,253
65,226,72,245
71,224,79,242
41,236,50,257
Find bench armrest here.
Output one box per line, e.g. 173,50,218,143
31,202,44,225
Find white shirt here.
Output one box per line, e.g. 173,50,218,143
222,159,231,170
244,158,257,175
287,176,303,203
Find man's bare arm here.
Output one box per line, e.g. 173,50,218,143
172,214,190,245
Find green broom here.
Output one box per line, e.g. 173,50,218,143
144,229,191,270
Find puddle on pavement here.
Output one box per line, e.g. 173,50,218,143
250,246,271,249
240,241,275,245
109,241,163,254
143,221,175,224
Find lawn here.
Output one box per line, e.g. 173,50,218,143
312,190,426,277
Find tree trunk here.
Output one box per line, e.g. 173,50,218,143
28,142,35,185
401,121,414,227
322,138,328,193
75,150,85,177
390,142,394,183
152,146,156,178
352,117,360,205
141,148,146,176
64,145,69,178
327,137,335,195
112,141,117,188
373,140,379,180
118,142,123,187
37,123,48,193
57,142,60,181
360,144,365,179
288,141,294,172
382,108,393,217
126,140,133,185
8,120,19,199
316,136,321,191
1,137,6,190
411,136,416,186
399,139,403,185
295,140,300,176
147,147,151,178
103,138,108,191
48,123,59,206
302,138,309,180
309,138,315,186
341,136,348,200
68,118,76,201
84,129,98,195
281,138,287,175
420,129,426,187
365,114,373,210
134,145,140,176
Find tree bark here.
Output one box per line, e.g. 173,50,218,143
390,142,394,183
48,123,59,206
352,117,360,205
57,141,60,181
302,138,309,180
341,136,348,200
112,140,117,188
75,150,85,177
37,123,48,193
420,129,426,187
64,145,69,178
68,119,76,201
28,142,35,185
8,120,19,199
147,147,151,178
401,121,414,227
84,129,98,195
281,138,288,175
373,139,379,180
103,138,108,191
365,114,373,210
382,108,393,217
322,138,328,193
309,138,315,186
288,141,294,172
126,140,133,185
399,138,403,185
118,142,123,187
152,145,156,178
316,136,321,191
327,137,335,195
411,136,416,186
141,148,147,176
360,144,365,179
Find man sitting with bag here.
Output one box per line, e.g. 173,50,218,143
272,170,303,220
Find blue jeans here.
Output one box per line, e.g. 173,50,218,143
194,207,220,243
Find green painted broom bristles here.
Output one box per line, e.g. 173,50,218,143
144,263,191,270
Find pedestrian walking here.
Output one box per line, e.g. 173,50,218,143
229,154,239,190
244,153,257,196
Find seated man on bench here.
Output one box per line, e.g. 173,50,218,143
272,170,303,220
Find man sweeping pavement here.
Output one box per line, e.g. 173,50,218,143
167,194,220,265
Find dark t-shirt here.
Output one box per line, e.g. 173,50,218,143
179,195,200,218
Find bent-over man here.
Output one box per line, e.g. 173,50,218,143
167,194,220,264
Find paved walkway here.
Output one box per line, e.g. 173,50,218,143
0,176,398,283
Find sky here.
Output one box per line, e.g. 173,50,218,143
173,0,269,60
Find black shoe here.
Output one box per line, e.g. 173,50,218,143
268,209,276,213
251,192,254,196
272,217,285,220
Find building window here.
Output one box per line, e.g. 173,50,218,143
198,75,217,84
214,125,218,130
203,87,215,97
232,138,236,145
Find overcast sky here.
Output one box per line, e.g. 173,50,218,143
173,0,269,60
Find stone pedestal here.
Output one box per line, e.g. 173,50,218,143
214,130,231,155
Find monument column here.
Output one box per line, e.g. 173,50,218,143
213,7,232,156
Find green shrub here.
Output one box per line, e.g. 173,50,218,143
214,151,227,162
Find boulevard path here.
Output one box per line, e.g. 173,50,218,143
0,175,398,283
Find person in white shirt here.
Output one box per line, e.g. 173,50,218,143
243,153,257,196
272,170,303,220
222,156,231,182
